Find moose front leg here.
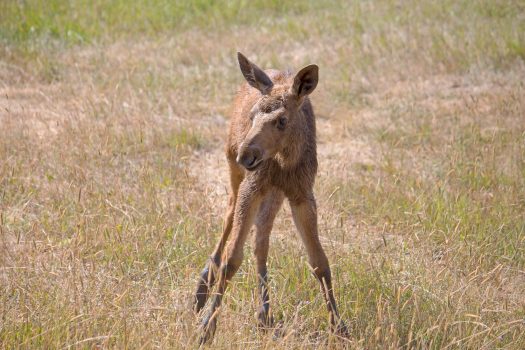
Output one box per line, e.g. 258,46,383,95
290,195,349,337
253,190,284,328
200,180,262,345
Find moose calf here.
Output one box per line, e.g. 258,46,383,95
194,52,348,344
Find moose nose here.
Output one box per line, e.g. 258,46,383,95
237,146,263,170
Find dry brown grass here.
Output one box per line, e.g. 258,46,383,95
1,1,525,349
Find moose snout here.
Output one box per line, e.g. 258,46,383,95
236,146,263,170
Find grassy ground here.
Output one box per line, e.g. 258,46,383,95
1,0,524,348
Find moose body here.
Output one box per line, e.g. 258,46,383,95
194,53,347,343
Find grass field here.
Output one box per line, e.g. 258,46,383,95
1,0,524,348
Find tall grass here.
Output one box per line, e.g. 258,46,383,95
1,0,524,348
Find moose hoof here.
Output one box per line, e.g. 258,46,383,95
332,319,350,338
194,267,213,314
257,309,274,330
199,315,217,345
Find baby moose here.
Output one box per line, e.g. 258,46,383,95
194,52,348,344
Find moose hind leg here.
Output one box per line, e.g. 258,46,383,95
194,194,236,313
290,196,349,337
200,181,261,344
194,162,243,313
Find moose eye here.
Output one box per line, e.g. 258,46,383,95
277,116,287,130
261,105,273,114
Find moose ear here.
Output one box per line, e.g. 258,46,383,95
237,52,273,95
292,64,319,98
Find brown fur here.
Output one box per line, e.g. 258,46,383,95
194,53,348,344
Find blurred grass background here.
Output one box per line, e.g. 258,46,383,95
2,1,524,71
